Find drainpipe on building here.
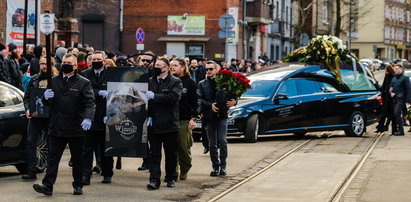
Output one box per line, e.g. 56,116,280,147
243,0,247,59
119,0,124,53
23,0,28,56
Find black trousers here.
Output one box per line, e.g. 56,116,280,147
42,135,83,188
148,132,178,183
393,99,405,133
201,119,209,149
26,118,49,171
82,130,113,179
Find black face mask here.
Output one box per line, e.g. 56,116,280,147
61,64,74,74
154,67,162,77
92,61,104,69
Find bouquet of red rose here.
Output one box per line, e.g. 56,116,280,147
215,69,251,98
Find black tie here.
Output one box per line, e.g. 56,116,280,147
96,72,100,77
64,76,69,82
158,78,163,84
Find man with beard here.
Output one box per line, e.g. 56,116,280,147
80,51,114,184
6,43,23,90
33,53,95,196
0,43,12,84
22,56,57,180
137,51,155,171
171,58,199,180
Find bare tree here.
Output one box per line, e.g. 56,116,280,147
292,0,313,48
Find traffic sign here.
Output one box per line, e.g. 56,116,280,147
218,30,235,39
136,44,144,51
39,13,55,35
218,14,235,31
136,27,145,44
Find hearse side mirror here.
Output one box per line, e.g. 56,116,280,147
275,93,288,100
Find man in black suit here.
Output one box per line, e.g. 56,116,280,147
33,53,95,196
81,50,115,184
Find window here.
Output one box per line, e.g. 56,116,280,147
242,80,278,98
285,6,288,29
322,1,328,23
0,85,23,107
296,79,321,95
275,46,280,60
385,26,390,39
185,43,204,57
278,80,298,97
385,6,390,19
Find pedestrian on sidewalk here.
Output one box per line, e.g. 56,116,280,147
198,61,237,176
146,57,182,190
171,57,200,181
375,64,397,134
390,64,411,136
33,53,95,196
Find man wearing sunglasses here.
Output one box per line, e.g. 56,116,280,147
198,61,236,177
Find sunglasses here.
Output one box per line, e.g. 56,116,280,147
205,68,215,71
142,59,152,63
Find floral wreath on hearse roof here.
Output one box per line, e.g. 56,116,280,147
284,35,358,83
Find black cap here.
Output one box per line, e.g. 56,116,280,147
0,43,5,51
231,58,236,62
107,52,115,59
8,43,17,52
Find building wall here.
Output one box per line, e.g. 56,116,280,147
123,0,242,59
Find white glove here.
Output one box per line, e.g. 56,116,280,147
145,91,154,100
44,89,54,100
81,118,92,131
98,90,108,98
147,117,152,126
103,116,108,124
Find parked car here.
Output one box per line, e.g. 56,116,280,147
12,8,25,27
194,63,381,142
394,59,411,69
0,81,47,173
360,59,375,72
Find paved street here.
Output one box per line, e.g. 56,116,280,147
3,70,410,202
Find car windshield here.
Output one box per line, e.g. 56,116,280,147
242,80,278,98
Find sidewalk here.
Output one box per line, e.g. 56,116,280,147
342,133,411,202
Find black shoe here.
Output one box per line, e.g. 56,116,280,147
22,171,37,180
147,182,160,190
219,168,227,176
166,180,175,188
203,147,209,154
210,169,219,177
393,131,405,136
82,177,90,186
102,176,112,184
138,164,149,171
73,187,83,195
92,165,101,174
33,184,53,196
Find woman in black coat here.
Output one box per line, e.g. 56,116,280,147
376,64,396,133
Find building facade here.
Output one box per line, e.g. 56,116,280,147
267,0,295,61
351,0,411,61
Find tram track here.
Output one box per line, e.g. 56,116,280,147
206,132,384,202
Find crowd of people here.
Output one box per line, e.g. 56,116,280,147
0,40,277,196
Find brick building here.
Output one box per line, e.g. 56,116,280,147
122,0,243,60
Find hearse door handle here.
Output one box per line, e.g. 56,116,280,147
320,97,327,101
295,100,302,105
